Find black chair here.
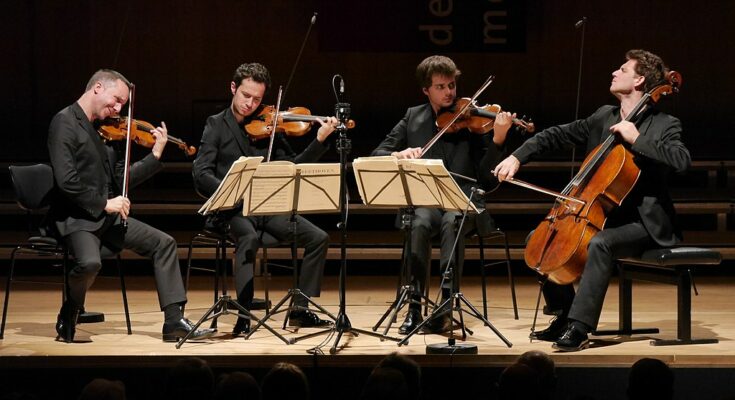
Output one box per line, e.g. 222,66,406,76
594,247,722,346
473,228,519,320
1,164,132,339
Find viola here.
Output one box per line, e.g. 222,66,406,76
436,98,535,134
245,105,356,141
98,117,197,156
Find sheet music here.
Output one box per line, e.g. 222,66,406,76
352,156,477,212
244,161,295,215
198,156,263,215
295,163,340,213
242,161,341,216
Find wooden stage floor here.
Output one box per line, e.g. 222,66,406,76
1,273,734,370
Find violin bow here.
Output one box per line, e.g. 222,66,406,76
121,83,135,227
419,74,495,158
266,12,317,162
266,86,284,162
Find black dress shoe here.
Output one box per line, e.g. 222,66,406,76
398,308,423,335
288,310,333,327
529,316,568,342
422,303,452,334
232,317,250,336
162,318,216,342
552,325,590,352
77,307,105,324
55,301,80,343
251,297,272,311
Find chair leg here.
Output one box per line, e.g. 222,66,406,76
0,246,20,339
502,232,519,320
530,277,546,335
263,247,270,313
116,255,132,335
479,237,488,320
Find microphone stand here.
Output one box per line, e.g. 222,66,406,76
569,16,587,180
303,78,400,353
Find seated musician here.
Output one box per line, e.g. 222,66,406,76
493,49,691,351
47,69,215,342
371,55,516,334
192,63,338,335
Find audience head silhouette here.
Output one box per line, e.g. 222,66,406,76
261,362,309,400
214,371,260,400
164,357,215,400
516,350,556,399
374,353,421,400
78,378,126,400
627,358,674,400
497,363,541,400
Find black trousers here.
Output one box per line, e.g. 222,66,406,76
406,208,477,298
227,213,329,309
64,217,187,311
541,221,654,329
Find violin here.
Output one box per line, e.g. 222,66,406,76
98,117,197,156
245,105,356,141
436,97,535,134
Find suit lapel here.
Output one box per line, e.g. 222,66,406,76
224,108,250,156
72,103,110,169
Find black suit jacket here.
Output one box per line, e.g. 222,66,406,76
192,107,329,198
512,104,691,247
371,103,504,205
47,102,162,237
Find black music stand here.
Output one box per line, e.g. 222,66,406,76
243,164,340,342
353,157,466,338
391,179,513,352
177,156,289,347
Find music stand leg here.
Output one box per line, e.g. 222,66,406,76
176,294,288,348
398,188,513,351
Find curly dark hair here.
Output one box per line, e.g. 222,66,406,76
626,49,669,92
232,62,271,90
415,55,461,88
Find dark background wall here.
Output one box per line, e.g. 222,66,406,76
2,0,734,164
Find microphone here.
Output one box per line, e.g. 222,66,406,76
471,187,486,197
575,17,587,29
311,12,317,25
340,76,345,97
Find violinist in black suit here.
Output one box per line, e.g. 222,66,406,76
493,49,691,351
192,63,338,334
47,69,214,342
371,55,514,334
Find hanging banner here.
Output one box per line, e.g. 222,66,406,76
317,0,526,52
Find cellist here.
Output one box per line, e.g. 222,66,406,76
493,50,691,351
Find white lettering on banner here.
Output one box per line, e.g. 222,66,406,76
419,0,453,46
483,10,508,44
428,0,453,17
418,25,453,46
418,0,511,48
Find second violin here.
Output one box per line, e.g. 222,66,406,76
245,105,356,140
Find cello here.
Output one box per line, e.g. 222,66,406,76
510,71,682,284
